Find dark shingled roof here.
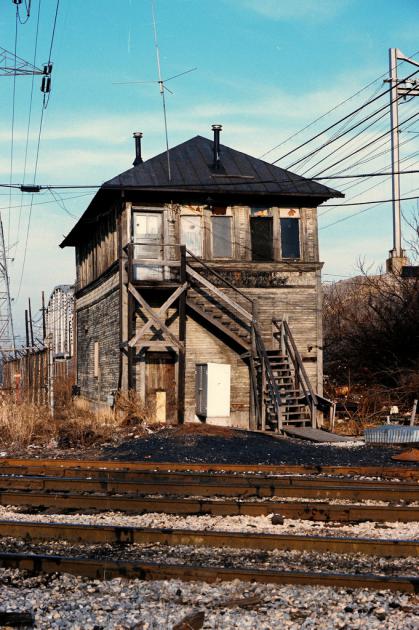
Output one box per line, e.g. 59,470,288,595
61,134,343,247
103,135,342,197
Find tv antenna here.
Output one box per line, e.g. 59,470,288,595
114,0,196,181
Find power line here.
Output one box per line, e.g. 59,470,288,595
8,5,19,252
260,50,419,160
312,110,419,178
286,81,419,172
321,193,419,208
320,186,419,230
15,0,61,300
15,0,42,259
272,66,419,167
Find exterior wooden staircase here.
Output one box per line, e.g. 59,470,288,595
183,252,318,432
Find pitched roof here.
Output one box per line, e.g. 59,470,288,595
61,134,343,247
103,135,343,198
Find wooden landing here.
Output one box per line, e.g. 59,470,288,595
283,427,355,443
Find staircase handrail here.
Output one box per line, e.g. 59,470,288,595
273,318,318,407
253,323,283,430
185,248,254,308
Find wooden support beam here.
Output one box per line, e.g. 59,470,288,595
128,283,183,351
177,246,187,425
132,259,180,267
136,341,177,351
128,282,188,348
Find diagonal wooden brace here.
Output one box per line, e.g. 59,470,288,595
128,283,185,351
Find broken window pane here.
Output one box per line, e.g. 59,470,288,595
250,217,273,261
212,216,232,257
280,218,300,258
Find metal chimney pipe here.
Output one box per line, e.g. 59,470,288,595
212,124,222,169
133,132,143,166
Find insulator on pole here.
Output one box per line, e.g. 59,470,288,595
43,63,53,75
41,76,51,93
12,0,23,5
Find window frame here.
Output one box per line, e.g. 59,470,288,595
210,214,234,259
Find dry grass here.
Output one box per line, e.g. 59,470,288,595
0,394,55,448
0,389,156,450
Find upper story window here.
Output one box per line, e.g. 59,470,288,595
250,208,273,261
211,206,233,258
180,214,203,256
280,209,301,259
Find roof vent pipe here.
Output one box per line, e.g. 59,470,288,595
212,124,222,169
133,132,143,166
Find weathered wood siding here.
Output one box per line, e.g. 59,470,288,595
76,271,120,403
76,204,119,290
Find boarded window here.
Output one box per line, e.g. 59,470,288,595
250,217,273,261
93,342,100,378
212,216,232,257
280,218,300,258
180,215,202,256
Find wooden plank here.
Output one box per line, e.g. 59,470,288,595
137,341,177,350
129,282,188,348
128,284,183,351
186,266,253,322
178,246,187,425
132,259,180,267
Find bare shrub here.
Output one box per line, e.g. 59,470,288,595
114,390,154,426
324,268,419,403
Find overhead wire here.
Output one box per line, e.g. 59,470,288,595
320,186,419,230
259,52,418,160
7,5,19,252
272,65,419,166
16,0,61,301
15,0,42,258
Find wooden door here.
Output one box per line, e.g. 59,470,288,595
145,352,176,423
133,212,163,281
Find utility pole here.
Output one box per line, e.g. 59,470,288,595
386,48,419,272
28,298,34,349
24,309,29,349
41,290,46,342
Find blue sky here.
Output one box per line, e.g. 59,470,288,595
0,0,418,342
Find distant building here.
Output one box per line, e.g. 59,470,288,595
46,285,74,359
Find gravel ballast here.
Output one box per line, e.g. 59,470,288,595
0,569,417,629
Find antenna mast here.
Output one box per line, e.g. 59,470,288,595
151,0,171,180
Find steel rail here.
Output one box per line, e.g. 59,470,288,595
0,458,417,480
0,490,418,522
0,474,417,501
0,553,417,593
0,521,416,557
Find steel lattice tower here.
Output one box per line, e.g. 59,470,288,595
0,47,48,360
0,216,15,357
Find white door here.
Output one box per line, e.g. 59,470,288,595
133,212,163,281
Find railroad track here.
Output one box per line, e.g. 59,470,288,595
0,458,416,593
0,552,418,593
0,457,418,480
0,473,418,501
1,489,418,521
0,520,416,556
